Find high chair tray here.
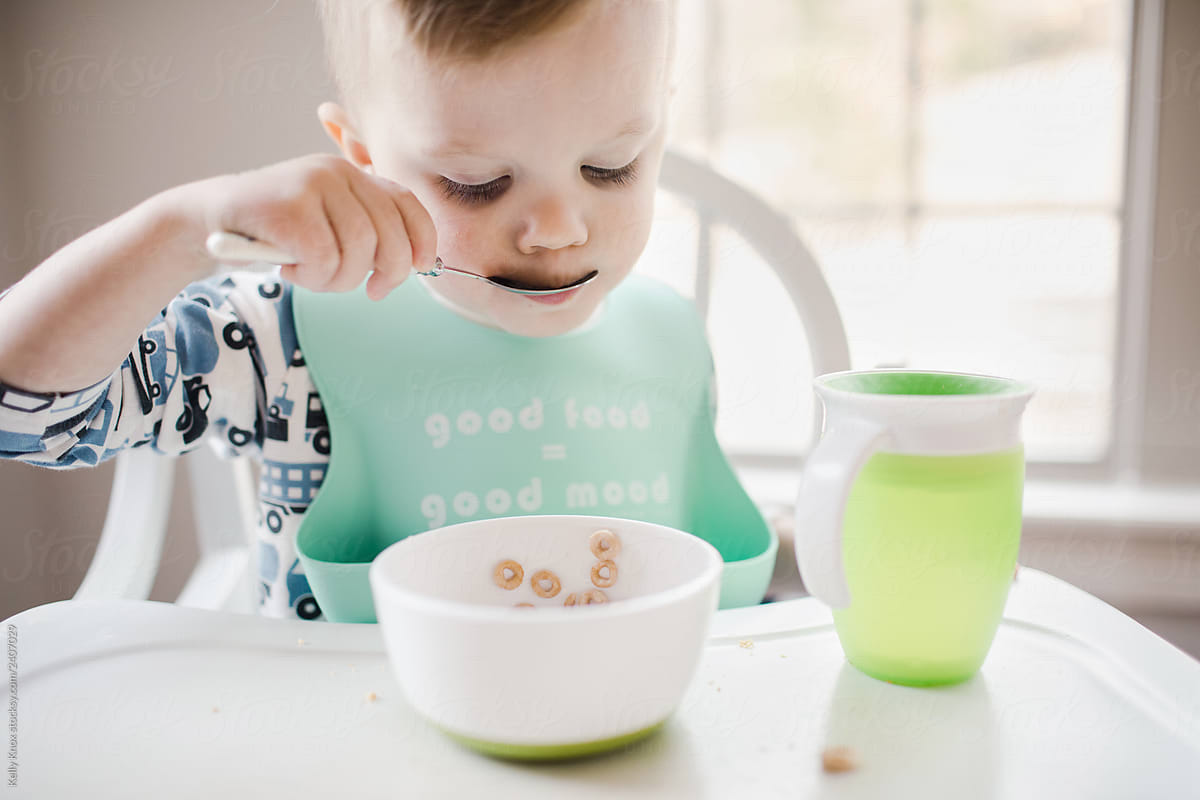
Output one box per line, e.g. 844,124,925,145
6,568,1199,799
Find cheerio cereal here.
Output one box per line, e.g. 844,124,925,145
590,559,618,588
589,529,621,559
530,569,562,598
497,529,623,607
493,559,523,590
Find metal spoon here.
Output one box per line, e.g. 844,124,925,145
205,231,598,296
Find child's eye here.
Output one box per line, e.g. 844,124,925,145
436,159,638,205
437,175,511,206
582,158,639,187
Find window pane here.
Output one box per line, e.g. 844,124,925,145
904,214,1118,461
920,0,1131,206
792,214,911,370
665,0,1130,464
671,0,909,207
796,212,1117,462
706,225,816,457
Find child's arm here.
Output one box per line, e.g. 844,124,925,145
0,188,212,395
0,154,437,395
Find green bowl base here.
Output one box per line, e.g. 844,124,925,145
439,720,666,761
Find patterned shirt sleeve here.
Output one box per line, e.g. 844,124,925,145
0,271,334,623
0,272,275,467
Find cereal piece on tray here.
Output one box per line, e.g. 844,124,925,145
821,746,858,773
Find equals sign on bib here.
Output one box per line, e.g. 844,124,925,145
541,444,567,460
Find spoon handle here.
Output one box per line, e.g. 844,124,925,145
420,259,490,283
205,232,298,264
205,231,583,296
207,231,453,279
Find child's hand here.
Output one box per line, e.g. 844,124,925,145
196,154,437,301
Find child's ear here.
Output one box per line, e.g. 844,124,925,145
317,101,373,172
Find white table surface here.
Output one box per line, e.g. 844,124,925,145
5,568,1200,799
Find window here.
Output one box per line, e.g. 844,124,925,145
638,0,1133,467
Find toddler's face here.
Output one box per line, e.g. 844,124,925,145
327,0,672,337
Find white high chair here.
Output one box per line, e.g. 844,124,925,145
72,148,851,613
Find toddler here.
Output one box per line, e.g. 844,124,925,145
0,0,775,621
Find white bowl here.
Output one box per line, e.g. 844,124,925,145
368,514,723,759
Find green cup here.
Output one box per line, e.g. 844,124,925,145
794,370,1034,686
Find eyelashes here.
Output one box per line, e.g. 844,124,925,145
581,159,639,187
437,158,640,206
436,174,511,205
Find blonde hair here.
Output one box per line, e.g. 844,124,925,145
316,0,591,110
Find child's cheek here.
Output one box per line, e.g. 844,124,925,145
426,209,483,264
611,194,654,255
399,185,477,258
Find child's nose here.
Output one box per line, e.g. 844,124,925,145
516,194,588,254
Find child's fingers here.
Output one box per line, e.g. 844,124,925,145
348,174,414,301
261,158,357,290
203,154,431,299
315,176,378,294
384,181,438,274
272,202,338,285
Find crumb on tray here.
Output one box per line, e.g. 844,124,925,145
822,746,858,774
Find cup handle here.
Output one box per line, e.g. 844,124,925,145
794,415,889,608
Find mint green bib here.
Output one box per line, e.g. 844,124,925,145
291,275,777,622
